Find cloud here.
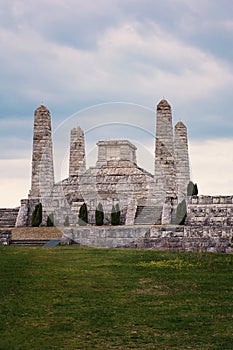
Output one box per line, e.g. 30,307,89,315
1,0,233,207
1,137,233,208
1,18,232,111
0,159,30,207
189,138,233,195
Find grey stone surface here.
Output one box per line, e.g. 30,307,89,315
0,208,19,228
96,139,137,167
64,226,150,248
29,105,54,199
69,126,86,176
15,199,29,227
154,100,177,203
174,121,190,203
0,230,12,245
63,225,232,252
187,195,233,226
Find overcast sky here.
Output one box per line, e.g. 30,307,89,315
1,0,233,207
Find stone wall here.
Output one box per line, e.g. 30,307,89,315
64,226,150,248
0,208,19,227
187,195,233,226
0,229,12,245
63,224,232,252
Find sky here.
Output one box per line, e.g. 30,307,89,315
0,0,233,207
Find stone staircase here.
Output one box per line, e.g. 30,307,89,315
134,205,163,225
11,239,50,246
0,208,19,227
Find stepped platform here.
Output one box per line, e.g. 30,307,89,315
134,205,163,225
0,208,19,227
11,239,51,246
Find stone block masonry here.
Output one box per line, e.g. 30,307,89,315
174,121,190,203
0,208,19,228
69,126,86,176
63,224,232,253
0,230,12,245
154,100,179,203
29,105,54,199
187,195,233,226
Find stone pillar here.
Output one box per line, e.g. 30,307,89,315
174,121,190,203
29,105,54,198
15,199,29,227
125,198,137,225
69,126,86,176
154,99,177,203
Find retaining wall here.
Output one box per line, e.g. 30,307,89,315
0,230,12,245
63,224,232,252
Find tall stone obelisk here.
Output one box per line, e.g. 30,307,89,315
29,105,54,199
174,121,190,202
154,99,177,202
69,126,86,177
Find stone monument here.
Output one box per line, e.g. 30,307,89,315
16,99,191,227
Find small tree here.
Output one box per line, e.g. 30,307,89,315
175,199,187,225
64,215,70,227
78,203,88,226
32,203,43,227
115,203,121,225
111,204,120,225
194,183,198,195
111,205,116,225
95,203,104,226
187,181,198,196
46,213,54,227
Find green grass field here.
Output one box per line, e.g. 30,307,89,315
0,246,232,350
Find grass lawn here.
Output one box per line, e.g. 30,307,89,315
0,246,232,350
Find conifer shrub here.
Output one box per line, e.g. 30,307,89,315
175,199,187,225
64,215,70,227
187,181,198,196
95,203,104,226
194,183,198,195
31,203,43,227
78,203,88,226
111,204,120,225
46,213,54,227
115,203,121,225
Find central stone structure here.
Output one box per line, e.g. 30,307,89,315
16,99,191,227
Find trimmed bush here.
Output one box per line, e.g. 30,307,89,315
111,204,120,225
95,203,104,226
78,203,88,226
64,215,70,227
115,203,120,225
46,213,54,227
187,181,198,196
31,203,42,227
194,183,198,195
175,199,187,225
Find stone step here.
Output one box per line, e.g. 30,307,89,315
0,208,19,227
11,239,51,246
134,206,162,225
